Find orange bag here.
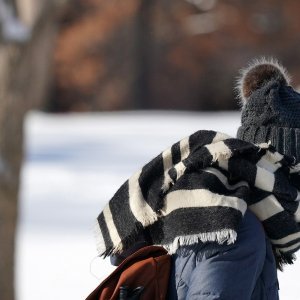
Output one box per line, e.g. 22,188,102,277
86,246,171,300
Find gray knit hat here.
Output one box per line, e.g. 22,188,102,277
236,58,300,162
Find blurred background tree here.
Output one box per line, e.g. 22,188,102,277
50,0,300,112
0,0,66,298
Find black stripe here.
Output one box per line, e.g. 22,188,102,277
139,153,165,210
97,212,113,252
277,197,298,215
169,171,249,200
224,138,262,164
148,207,242,245
291,172,300,189
273,169,298,205
184,146,213,171
263,211,299,240
171,142,181,165
109,181,141,241
169,168,177,183
189,130,217,151
247,189,271,205
228,157,257,187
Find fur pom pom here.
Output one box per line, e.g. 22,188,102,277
236,57,291,106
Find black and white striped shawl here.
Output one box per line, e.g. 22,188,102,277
95,130,300,267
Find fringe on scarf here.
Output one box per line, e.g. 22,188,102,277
275,251,296,271
163,230,237,254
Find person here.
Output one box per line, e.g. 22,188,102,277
94,58,300,300
167,58,300,299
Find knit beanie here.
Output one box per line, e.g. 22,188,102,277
236,58,300,162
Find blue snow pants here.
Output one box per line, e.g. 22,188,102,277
167,210,279,300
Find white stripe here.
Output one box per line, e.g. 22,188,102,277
294,201,300,222
290,163,300,173
162,147,173,170
94,222,106,254
276,241,300,253
103,205,122,246
212,132,231,143
249,195,284,221
255,167,275,192
204,167,249,190
162,147,173,189
256,156,281,173
297,190,300,201
175,161,187,180
218,159,229,170
256,147,284,164
180,136,190,160
271,231,300,246
161,189,247,216
205,141,232,162
128,170,157,225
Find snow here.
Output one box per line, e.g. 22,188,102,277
16,110,300,300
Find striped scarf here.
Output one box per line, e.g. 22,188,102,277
95,130,300,268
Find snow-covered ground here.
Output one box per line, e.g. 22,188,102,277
16,111,300,300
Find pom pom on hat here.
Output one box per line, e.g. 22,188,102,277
237,57,291,106
236,58,300,162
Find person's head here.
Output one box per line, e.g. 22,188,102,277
236,58,300,162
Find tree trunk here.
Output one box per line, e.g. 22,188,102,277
0,2,62,298
134,0,155,109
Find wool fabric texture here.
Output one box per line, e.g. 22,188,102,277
237,59,300,162
95,130,300,268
